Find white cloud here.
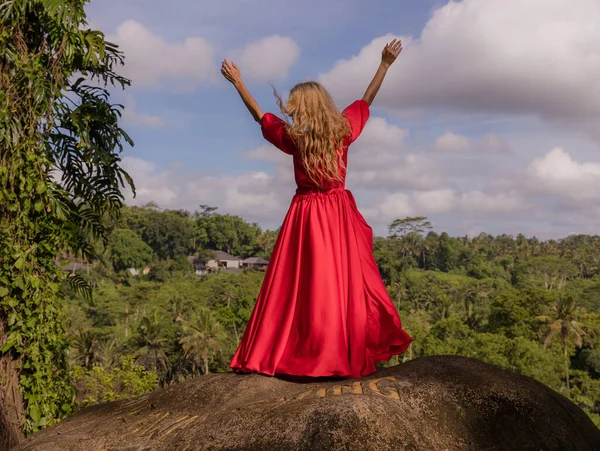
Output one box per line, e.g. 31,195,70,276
367,188,528,223
375,193,415,220
458,191,527,213
232,35,300,83
346,117,444,190
246,144,289,164
108,23,299,89
435,132,511,154
479,134,511,155
413,189,456,214
121,96,164,128
120,156,294,226
109,20,216,90
121,158,180,206
435,132,471,152
318,0,600,133
526,148,600,201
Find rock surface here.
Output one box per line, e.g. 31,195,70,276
14,356,600,451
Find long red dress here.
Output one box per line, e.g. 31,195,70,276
230,100,412,378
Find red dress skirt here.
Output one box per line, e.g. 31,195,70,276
230,100,412,378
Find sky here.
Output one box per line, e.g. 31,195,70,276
86,0,600,239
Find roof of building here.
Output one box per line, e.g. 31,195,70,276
242,257,269,265
212,250,241,261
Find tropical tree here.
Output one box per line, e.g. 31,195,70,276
0,0,133,444
195,212,262,257
178,308,228,375
256,229,279,259
69,330,100,369
108,229,153,272
388,216,432,239
133,315,169,376
539,294,586,395
97,338,122,369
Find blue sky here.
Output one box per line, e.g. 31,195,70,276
87,0,600,239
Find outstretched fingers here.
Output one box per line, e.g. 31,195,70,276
221,59,233,82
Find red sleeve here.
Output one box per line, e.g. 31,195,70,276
260,113,293,155
343,100,370,143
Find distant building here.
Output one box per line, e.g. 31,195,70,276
187,256,207,276
128,267,140,276
241,257,269,271
206,251,242,270
186,251,268,275
128,266,151,276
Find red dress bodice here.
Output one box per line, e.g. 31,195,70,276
260,100,370,194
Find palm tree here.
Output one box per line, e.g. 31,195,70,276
388,282,406,312
70,330,100,369
463,281,491,329
178,308,228,375
133,315,169,375
164,347,197,385
538,294,586,395
97,338,121,369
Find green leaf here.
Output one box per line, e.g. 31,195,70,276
0,286,9,297
14,277,25,290
30,405,41,423
1,332,18,353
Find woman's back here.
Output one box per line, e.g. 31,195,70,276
260,99,370,194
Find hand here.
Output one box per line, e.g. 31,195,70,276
382,39,402,66
221,59,242,86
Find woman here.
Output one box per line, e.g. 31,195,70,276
222,39,411,379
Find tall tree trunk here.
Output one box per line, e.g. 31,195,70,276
202,347,209,375
233,322,239,344
563,337,570,395
0,319,26,449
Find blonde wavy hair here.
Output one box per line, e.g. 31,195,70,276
273,81,350,188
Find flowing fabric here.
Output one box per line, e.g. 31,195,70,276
230,100,412,378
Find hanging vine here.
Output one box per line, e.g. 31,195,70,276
0,0,134,443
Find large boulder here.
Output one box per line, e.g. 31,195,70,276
14,356,600,450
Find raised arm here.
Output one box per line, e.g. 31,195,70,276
361,39,403,106
221,59,264,123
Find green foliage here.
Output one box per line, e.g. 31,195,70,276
122,206,194,259
388,216,432,238
108,229,153,272
0,0,132,434
487,287,550,339
178,307,228,375
195,210,262,257
71,356,158,407
147,256,193,282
